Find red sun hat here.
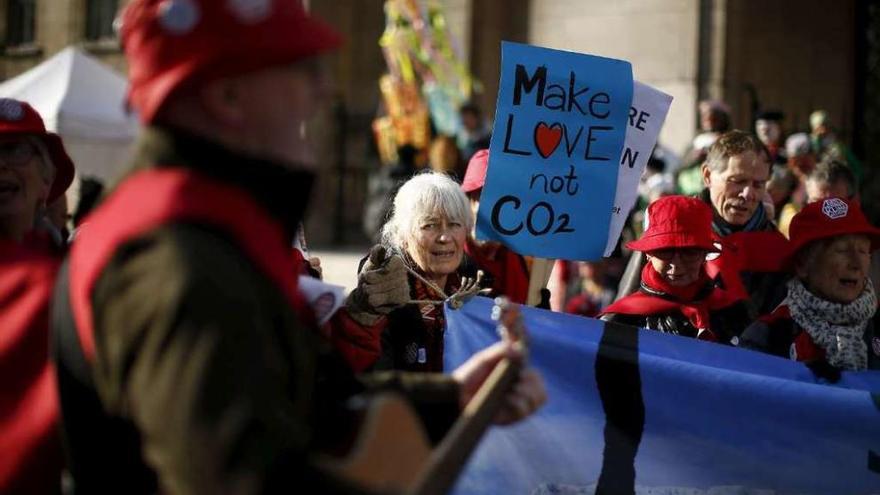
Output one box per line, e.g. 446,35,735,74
119,0,343,123
626,195,718,253
0,98,75,202
784,197,880,267
461,148,489,194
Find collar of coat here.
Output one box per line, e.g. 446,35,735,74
127,126,316,242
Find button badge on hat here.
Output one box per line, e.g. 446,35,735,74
821,197,848,219
158,0,200,35
0,99,25,121
227,0,273,23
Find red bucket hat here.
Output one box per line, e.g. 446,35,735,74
0,98,75,202
626,196,718,253
785,197,880,266
119,0,343,123
462,148,489,194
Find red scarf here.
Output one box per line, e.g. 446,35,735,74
603,263,741,333
0,241,63,493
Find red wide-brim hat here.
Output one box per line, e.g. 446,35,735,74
0,99,75,202
626,195,719,253
783,197,880,269
120,0,343,123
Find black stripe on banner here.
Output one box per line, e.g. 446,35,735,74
871,394,880,474
594,321,646,495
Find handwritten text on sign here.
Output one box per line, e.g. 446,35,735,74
476,42,633,260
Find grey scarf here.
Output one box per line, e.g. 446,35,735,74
785,278,877,370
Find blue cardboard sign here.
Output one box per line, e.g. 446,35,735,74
476,42,633,260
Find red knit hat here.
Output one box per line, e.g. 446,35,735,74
785,197,880,266
119,0,343,123
462,148,489,193
627,196,718,253
0,98,75,202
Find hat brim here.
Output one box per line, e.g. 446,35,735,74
43,133,75,202
626,232,719,253
782,225,880,271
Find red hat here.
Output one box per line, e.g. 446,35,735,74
785,197,880,266
462,148,489,193
626,196,718,253
119,0,343,123
0,98,75,202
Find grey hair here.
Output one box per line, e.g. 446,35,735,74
380,171,472,250
26,136,56,186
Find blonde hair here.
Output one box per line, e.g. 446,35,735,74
381,171,472,249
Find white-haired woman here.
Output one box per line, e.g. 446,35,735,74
344,171,479,372
740,197,879,378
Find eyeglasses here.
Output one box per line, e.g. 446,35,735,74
649,248,707,263
0,140,37,167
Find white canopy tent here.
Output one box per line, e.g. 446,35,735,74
0,46,139,206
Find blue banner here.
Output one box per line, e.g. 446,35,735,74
444,297,880,494
476,42,633,261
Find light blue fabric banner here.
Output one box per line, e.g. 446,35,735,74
476,42,633,261
444,297,880,495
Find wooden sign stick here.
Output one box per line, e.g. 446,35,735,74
526,258,555,306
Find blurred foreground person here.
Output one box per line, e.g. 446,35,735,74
601,196,749,342
51,2,544,494
0,98,75,494
741,198,878,376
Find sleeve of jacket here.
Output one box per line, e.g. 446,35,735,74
90,226,383,495
324,309,387,373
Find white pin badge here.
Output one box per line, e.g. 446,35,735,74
227,0,273,24
0,99,25,121
158,0,200,35
821,197,848,219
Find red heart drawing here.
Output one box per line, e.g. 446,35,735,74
533,122,563,158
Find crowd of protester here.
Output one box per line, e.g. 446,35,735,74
0,0,877,493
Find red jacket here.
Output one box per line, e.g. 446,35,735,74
464,239,529,305
0,240,64,494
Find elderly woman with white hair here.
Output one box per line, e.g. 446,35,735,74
345,171,481,372
740,197,879,378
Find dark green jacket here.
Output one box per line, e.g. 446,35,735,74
54,128,460,495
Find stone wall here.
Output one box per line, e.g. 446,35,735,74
527,0,701,156
722,0,856,138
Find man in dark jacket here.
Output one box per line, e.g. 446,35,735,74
51,2,545,494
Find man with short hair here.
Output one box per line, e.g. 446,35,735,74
698,130,787,316
51,2,545,494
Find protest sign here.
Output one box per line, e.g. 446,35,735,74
604,81,674,255
444,298,880,495
476,42,633,261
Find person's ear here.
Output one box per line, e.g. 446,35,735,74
199,79,246,127
701,162,712,188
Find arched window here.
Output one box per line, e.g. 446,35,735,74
5,0,36,46
85,0,119,41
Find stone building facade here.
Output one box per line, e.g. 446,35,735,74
0,0,868,244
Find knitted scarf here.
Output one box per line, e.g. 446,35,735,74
785,278,877,370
